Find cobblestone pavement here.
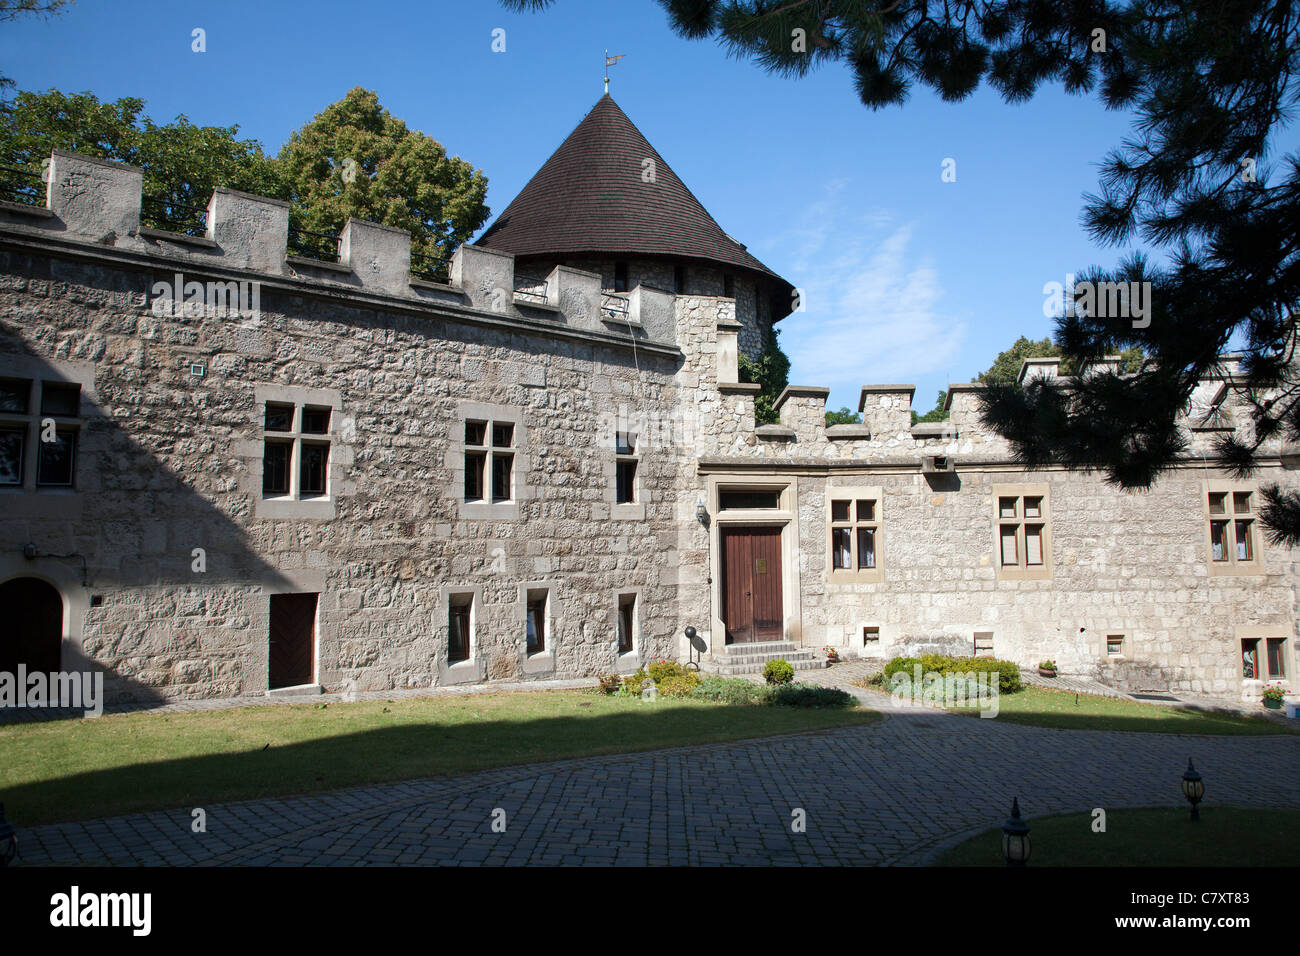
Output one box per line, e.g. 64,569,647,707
15,669,1300,867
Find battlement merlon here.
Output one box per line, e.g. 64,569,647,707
1,148,675,340
858,384,915,439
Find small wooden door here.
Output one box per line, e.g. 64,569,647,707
269,593,317,689
721,526,783,644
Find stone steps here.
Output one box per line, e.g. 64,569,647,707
703,641,828,676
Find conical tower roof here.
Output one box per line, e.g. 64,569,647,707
476,95,788,289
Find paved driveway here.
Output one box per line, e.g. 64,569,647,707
18,692,1300,866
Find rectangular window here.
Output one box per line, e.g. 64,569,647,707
448,596,472,663
299,442,328,497
616,460,636,504
995,489,1051,574
465,451,485,500
0,378,30,413
720,490,780,510
263,440,292,495
830,493,880,576
1208,488,1258,569
863,626,879,645
526,591,547,654
618,594,636,654
614,261,629,293
1266,638,1286,679
39,382,80,417
465,416,515,506
974,631,994,658
1242,639,1259,680
1107,635,1124,657
0,427,24,485
260,399,333,502
614,430,638,507
492,454,513,502
36,429,75,486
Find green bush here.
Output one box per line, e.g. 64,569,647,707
623,660,700,697
882,654,1023,693
692,676,771,705
763,659,796,685
767,684,855,708
596,674,622,695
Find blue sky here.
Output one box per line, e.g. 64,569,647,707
0,0,1246,413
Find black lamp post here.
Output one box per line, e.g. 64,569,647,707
1001,797,1030,867
0,802,18,867
1181,758,1204,821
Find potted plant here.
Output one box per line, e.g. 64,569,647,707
824,646,841,664
1038,659,1058,678
1262,683,1287,710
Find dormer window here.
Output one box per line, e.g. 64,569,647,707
614,261,629,293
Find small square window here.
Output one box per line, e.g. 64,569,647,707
863,626,879,645
999,497,1018,519
1024,496,1042,518
265,403,295,432
616,431,636,456
856,499,875,521
0,378,29,413
492,423,514,448
1208,492,1228,515
1106,635,1124,657
1233,491,1252,514
40,382,79,417
301,406,331,434
831,500,850,522
465,421,487,446
36,429,75,486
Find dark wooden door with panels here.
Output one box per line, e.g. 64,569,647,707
721,526,783,644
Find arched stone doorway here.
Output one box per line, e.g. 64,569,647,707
0,577,64,674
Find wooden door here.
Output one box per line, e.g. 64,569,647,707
0,577,63,674
269,593,317,689
721,527,783,644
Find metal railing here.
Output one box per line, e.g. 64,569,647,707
287,226,341,262
513,272,549,304
0,163,45,207
409,250,450,284
600,291,630,320
141,196,208,237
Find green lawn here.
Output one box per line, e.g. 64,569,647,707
0,688,879,826
951,685,1298,735
936,806,1300,866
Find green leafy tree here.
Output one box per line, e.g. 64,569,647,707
738,331,792,425
0,89,279,231
911,391,948,424
826,406,862,425
276,88,489,268
502,2,1300,544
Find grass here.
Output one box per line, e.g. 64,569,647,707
936,806,1300,866
951,685,1298,735
855,678,1295,735
0,688,879,826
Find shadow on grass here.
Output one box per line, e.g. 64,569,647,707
935,805,1300,866
0,691,879,826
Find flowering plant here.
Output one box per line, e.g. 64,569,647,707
824,646,841,663
1262,683,1287,703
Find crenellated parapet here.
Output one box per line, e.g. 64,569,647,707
0,149,675,346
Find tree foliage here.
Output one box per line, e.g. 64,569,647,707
826,406,863,425
275,87,489,267
911,390,948,424
738,331,792,425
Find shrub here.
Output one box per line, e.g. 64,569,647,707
763,658,796,685
624,660,700,697
1262,683,1287,702
767,683,855,708
882,654,1023,693
692,676,770,705
596,674,622,695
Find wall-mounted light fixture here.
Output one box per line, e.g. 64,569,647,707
695,492,707,524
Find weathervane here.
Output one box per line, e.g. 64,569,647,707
604,50,625,93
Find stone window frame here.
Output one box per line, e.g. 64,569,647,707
973,630,995,658
439,585,483,685
0,357,96,495
615,588,640,664
992,483,1052,581
1105,632,1127,660
826,485,884,585
1205,481,1263,576
1235,624,1291,691
452,401,530,521
605,424,644,520
518,580,560,675
252,384,346,520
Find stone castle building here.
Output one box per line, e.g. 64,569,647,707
0,95,1294,705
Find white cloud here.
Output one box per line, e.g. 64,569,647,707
773,194,965,409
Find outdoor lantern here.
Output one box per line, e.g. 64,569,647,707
1001,797,1031,867
695,492,707,524
1182,758,1204,821
0,802,17,867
